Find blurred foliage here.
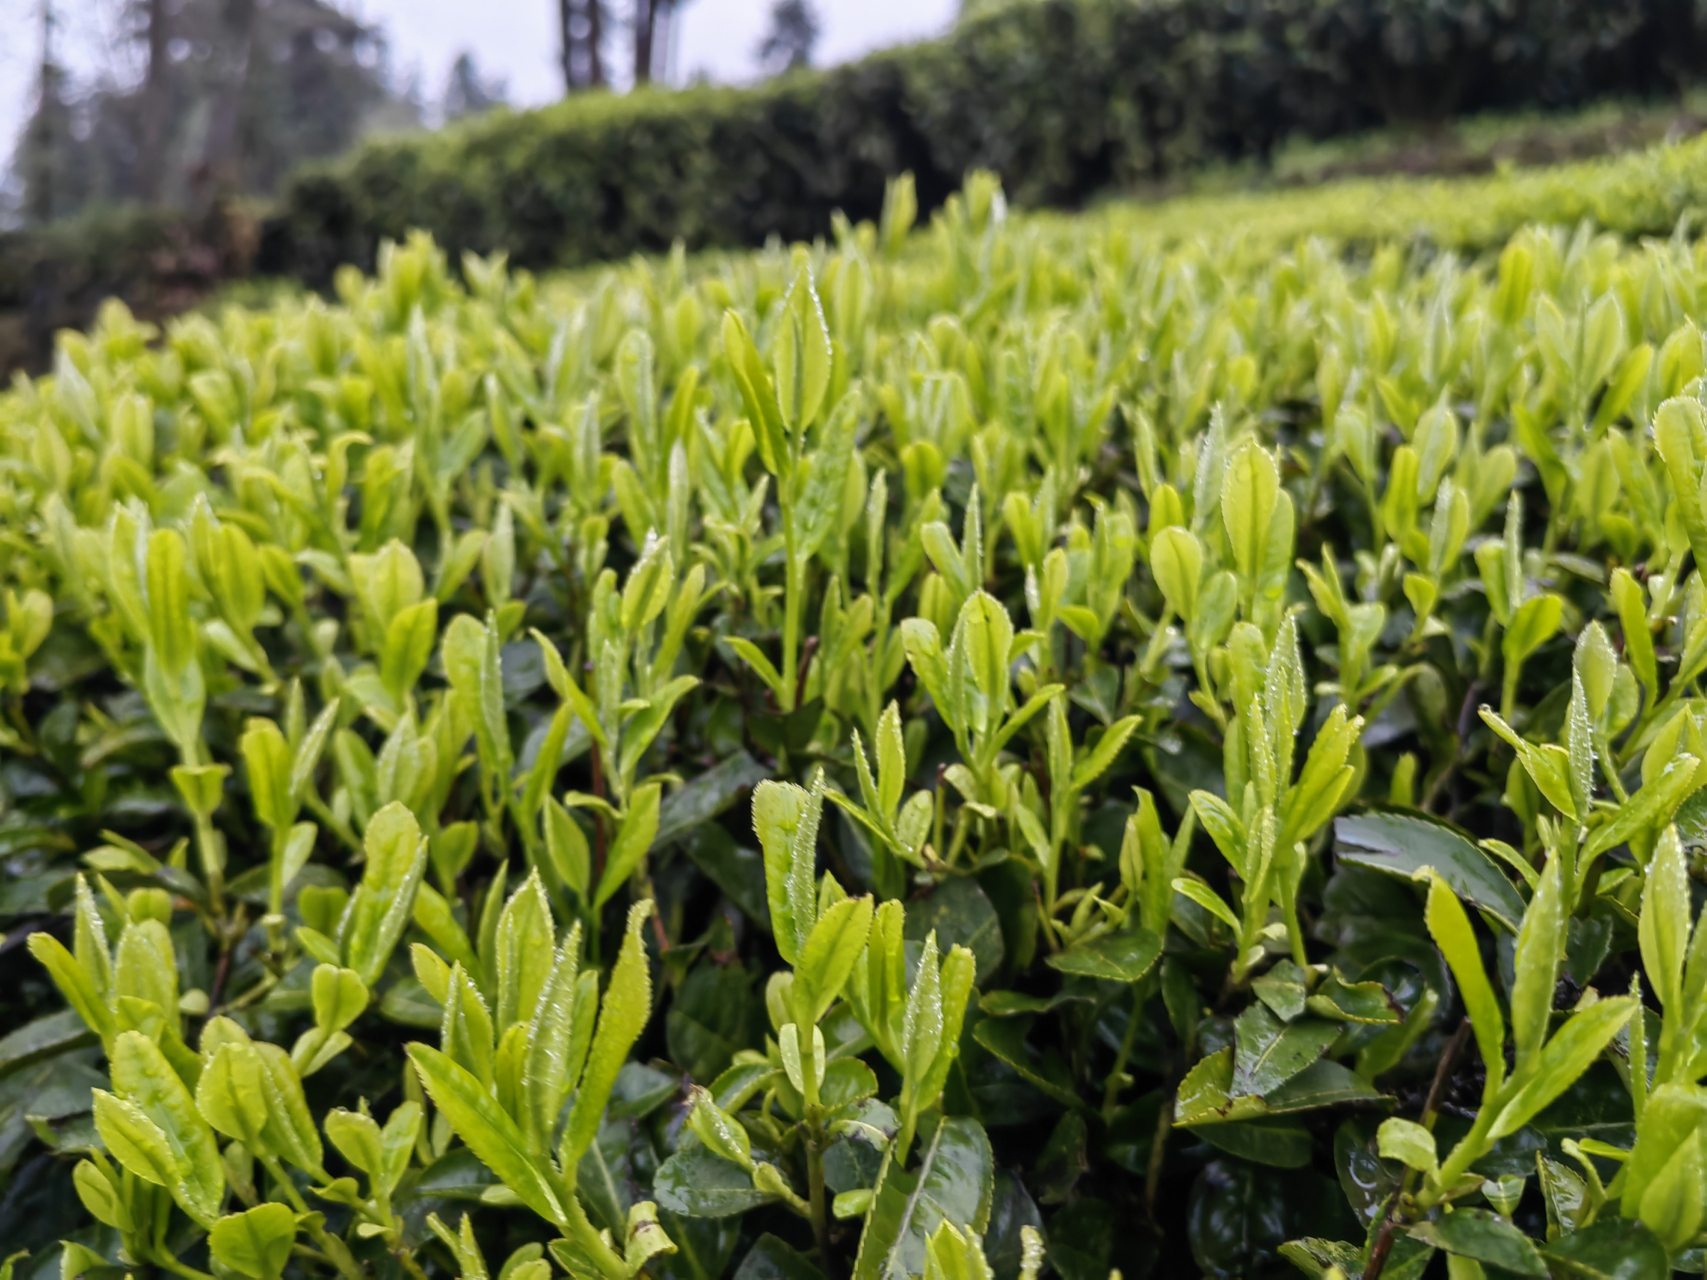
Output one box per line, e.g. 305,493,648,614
9,0,411,223
262,0,1707,284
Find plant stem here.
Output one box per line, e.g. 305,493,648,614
1364,1017,1472,1280
304,791,362,857
782,539,802,713
1145,1081,1174,1224
151,1251,213,1280
1281,882,1309,971
195,811,225,917
262,1156,367,1280
805,1105,836,1279
590,740,608,958
564,1194,631,1280
1102,979,1148,1121
396,1246,433,1280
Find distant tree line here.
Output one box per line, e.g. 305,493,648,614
6,0,514,227
5,0,822,225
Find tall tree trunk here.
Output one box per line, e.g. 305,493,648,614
29,0,56,225
198,0,256,199
560,0,605,91
137,0,170,201
559,0,576,91
652,0,673,85
633,0,654,84
586,0,605,87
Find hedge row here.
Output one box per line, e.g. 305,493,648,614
0,202,262,374
258,0,1702,281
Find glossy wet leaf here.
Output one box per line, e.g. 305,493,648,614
209,1203,297,1280
1196,1116,1314,1168
1334,810,1526,931
654,1145,774,1218
852,1116,993,1280
1540,1217,1670,1279
1407,1208,1546,1275
903,877,1004,985
1044,927,1162,984
1231,1005,1339,1099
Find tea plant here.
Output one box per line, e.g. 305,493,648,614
7,166,1707,1280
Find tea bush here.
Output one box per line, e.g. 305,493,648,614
9,0,1705,374
9,157,1707,1280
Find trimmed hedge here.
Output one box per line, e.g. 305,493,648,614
0,202,260,372
258,0,1696,282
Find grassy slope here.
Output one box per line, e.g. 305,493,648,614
1062,128,1707,251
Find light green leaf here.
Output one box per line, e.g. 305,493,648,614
1643,826,1690,1013
1171,877,1240,934
106,1030,224,1227
340,801,428,986
794,895,876,1028
495,872,557,1033
1044,928,1162,984
1508,857,1565,1075
195,1043,269,1151
408,1043,566,1227
752,777,822,967
1490,997,1637,1140
1425,875,1506,1084
851,1115,993,1280
564,900,656,1165
209,1204,297,1280
1070,716,1140,791
597,783,662,909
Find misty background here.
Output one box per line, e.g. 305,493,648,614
0,0,958,222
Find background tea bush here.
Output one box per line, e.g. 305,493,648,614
12,0,1707,375
9,152,1707,1280
260,0,1705,282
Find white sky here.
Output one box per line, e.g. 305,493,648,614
0,0,960,168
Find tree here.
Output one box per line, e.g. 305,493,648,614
443,51,508,120
756,0,820,76
137,0,170,201
560,0,606,90
6,0,412,220
23,0,64,225
634,0,657,85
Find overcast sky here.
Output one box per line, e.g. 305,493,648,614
0,0,960,165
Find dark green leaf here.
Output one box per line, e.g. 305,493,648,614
1305,974,1401,1026
1262,1060,1391,1114
0,1011,96,1081
656,753,770,848
653,1145,772,1218
1194,1117,1314,1168
1231,1006,1339,1098
1335,810,1526,932
732,1235,825,1280
903,877,1003,985
681,826,771,932
1043,928,1162,984
1408,1208,1547,1276
667,963,761,1083
971,1016,1084,1112
1251,961,1309,1022
1541,1218,1670,1279
657,1213,740,1280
